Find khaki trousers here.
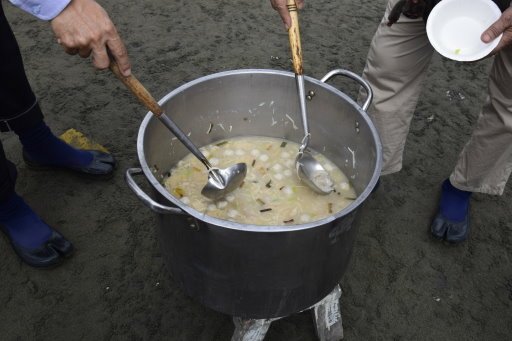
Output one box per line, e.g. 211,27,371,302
362,0,512,195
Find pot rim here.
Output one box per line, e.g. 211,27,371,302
137,68,382,232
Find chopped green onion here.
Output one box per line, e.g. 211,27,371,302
280,141,287,148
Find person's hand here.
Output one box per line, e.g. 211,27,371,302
481,6,512,54
50,0,131,76
270,0,305,30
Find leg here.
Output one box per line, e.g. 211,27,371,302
0,2,72,267
432,45,512,243
0,1,43,130
0,140,72,267
0,3,115,178
450,45,512,195
361,0,435,175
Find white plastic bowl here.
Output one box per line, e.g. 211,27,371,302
426,0,503,61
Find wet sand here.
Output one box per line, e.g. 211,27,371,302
1,0,511,340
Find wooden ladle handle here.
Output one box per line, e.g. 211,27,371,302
287,0,303,75
109,61,163,117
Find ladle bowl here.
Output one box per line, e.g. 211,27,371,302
202,163,247,200
295,151,334,194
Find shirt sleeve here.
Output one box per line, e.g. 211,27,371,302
8,0,72,21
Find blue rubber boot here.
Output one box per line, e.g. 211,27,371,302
430,179,472,243
19,122,116,178
0,193,73,267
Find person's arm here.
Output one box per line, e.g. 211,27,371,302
481,5,512,53
270,0,304,30
9,0,131,76
50,0,131,75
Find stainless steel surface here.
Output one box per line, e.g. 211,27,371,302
130,69,382,318
294,74,334,195
200,163,247,200
320,69,374,111
125,168,185,215
296,74,310,140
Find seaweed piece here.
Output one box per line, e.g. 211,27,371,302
260,208,272,213
280,141,287,148
266,180,272,188
283,219,294,223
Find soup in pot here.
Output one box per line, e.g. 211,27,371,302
164,136,356,225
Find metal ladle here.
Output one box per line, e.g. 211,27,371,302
110,62,247,200
286,0,334,194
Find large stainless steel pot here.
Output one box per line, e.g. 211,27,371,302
126,69,382,319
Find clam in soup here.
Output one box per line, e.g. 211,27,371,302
164,136,356,225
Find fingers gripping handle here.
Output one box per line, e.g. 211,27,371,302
287,0,304,75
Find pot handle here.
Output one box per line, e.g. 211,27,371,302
125,168,186,215
320,69,373,112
